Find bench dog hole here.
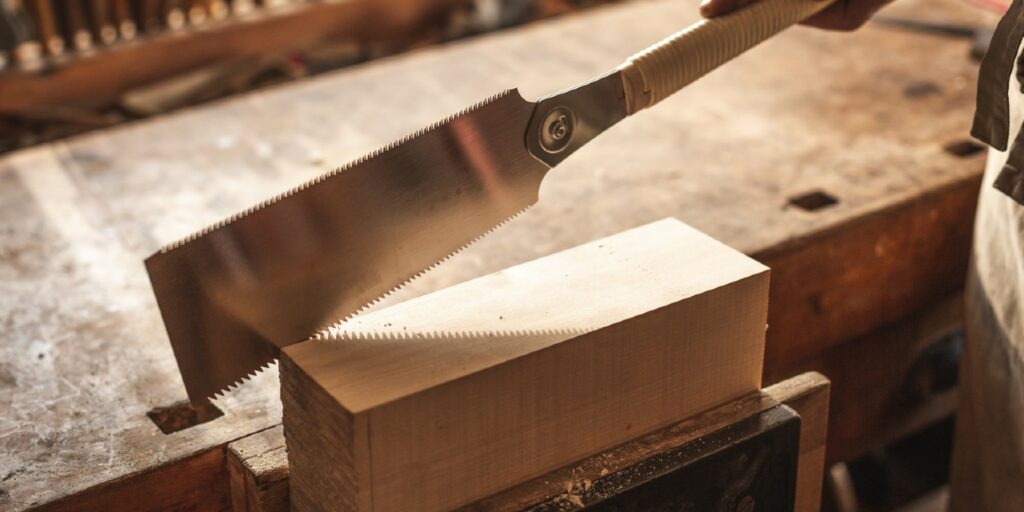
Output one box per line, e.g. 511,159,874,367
147,400,224,434
788,190,839,212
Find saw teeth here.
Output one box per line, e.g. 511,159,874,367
210,358,278,403
154,87,541,405
313,204,533,338
200,197,541,401
319,327,589,343
159,90,517,254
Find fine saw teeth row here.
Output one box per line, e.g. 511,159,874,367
312,204,534,341
316,328,589,343
158,89,517,253
206,205,532,401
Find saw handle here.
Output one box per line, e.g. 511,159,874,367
618,0,831,113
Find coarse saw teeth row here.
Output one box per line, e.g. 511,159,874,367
211,357,277,402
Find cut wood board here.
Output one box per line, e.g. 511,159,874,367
281,218,770,511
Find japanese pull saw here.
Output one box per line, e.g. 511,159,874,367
146,0,832,406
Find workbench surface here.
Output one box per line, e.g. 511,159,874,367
0,0,996,509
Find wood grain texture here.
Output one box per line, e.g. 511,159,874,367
282,219,770,511
227,426,289,512
229,373,829,512
0,146,282,512
758,177,981,373
280,356,365,512
29,447,230,512
461,391,782,511
466,373,829,512
0,0,991,509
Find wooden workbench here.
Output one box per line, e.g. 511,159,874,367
0,0,996,509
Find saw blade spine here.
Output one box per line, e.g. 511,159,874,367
157,89,518,254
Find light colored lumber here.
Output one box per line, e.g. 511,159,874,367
281,218,770,511
765,371,831,512
462,390,782,510
200,373,829,512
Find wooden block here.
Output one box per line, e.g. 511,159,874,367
281,218,770,512
195,375,830,512
227,426,290,512
204,374,828,512
765,371,830,512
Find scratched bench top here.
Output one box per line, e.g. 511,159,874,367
0,0,995,509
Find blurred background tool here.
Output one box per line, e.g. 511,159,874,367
111,0,136,39
24,0,62,55
232,0,256,15
0,0,595,153
185,0,206,25
134,0,161,33
88,0,118,44
0,0,42,69
204,0,229,21
61,0,93,51
163,0,186,29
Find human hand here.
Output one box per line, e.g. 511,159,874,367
699,0,893,31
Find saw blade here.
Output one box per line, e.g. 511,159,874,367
146,89,551,404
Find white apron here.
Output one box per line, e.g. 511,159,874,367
950,15,1024,509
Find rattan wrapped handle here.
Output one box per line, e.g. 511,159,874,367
618,0,830,113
